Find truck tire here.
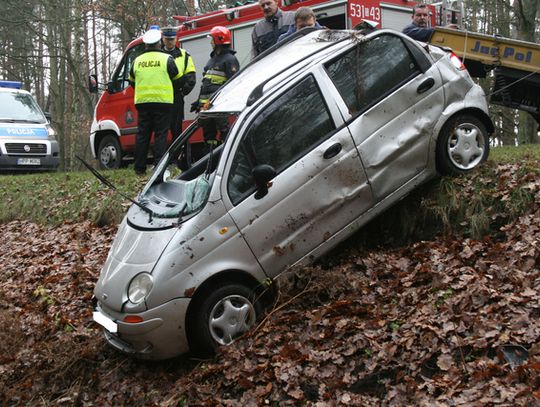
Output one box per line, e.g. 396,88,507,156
436,114,489,176
97,135,123,170
188,283,261,355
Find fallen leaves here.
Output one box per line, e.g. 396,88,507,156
1,162,540,405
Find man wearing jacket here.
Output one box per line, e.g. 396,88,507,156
402,4,457,42
161,26,197,141
277,7,322,42
129,26,180,176
192,26,239,145
251,0,294,58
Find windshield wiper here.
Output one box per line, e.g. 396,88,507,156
0,118,43,123
76,155,159,221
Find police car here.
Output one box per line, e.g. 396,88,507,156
0,81,59,172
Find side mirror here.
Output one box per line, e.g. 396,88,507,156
44,112,52,122
252,164,276,200
88,74,98,93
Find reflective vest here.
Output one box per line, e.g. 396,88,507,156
175,50,196,77
132,52,174,104
198,49,239,105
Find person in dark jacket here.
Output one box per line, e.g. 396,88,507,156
161,26,197,141
251,0,294,58
129,26,180,176
402,4,457,42
277,7,322,42
191,26,239,145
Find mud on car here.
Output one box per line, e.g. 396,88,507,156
93,28,493,360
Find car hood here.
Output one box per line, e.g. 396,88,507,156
94,218,177,311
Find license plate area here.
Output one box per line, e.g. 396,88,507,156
17,157,41,165
93,311,118,333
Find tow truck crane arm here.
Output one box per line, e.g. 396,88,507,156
429,27,540,126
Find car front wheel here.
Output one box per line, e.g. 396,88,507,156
436,114,489,176
188,283,261,355
97,135,123,169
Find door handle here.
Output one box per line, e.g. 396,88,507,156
323,142,342,159
417,77,435,94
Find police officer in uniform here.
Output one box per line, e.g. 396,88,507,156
161,26,196,140
192,26,239,146
251,0,294,58
129,26,180,176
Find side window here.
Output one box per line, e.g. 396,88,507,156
325,34,421,116
227,75,335,205
110,44,145,92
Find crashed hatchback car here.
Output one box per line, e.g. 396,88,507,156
93,28,493,360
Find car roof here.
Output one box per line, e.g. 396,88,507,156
206,29,358,114
0,86,30,96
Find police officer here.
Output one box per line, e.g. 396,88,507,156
161,26,196,140
129,26,180,176
192,26,239,145
251,0,294,58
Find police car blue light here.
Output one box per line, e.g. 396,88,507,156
0,80,23,89
0,81,59,172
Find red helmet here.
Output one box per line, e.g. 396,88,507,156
209,26,231,45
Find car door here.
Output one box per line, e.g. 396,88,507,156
324,33,445,201
223,74,373,278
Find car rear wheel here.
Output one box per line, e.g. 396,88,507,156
98,135,123,169
188,283,261,355
436,114,489,176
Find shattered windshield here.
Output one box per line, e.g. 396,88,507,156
129,114,237,228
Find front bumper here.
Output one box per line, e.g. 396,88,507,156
0,139,60,171
93,297,191,360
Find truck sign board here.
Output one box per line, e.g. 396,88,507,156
347,0,382,28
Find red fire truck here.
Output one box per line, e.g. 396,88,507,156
88,0,461,169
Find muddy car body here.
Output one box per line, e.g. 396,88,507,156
93,28,493,360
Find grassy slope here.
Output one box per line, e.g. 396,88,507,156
1,145,539,230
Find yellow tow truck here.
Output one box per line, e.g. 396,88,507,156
429,27,540,125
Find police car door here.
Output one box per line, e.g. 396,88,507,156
223,73,373,278
324,33,445,201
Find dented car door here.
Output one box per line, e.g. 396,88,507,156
325,33,445,200
223,74,373,278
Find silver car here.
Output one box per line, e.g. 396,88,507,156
92,28,493,360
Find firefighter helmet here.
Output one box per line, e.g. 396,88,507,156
209,26,232,45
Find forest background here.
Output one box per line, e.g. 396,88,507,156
0,0,538,171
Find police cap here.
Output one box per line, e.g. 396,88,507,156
162,26,177,39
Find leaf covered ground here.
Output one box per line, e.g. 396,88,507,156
1,162,540,406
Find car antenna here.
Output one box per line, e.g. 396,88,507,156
75,155,154,221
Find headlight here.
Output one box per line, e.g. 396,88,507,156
127,273,153,304
46,124,56,139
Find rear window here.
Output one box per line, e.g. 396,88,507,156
0,91,46,123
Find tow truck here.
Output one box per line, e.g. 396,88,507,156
429,27,540,125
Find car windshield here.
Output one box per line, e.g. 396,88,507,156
131,114,237,227
0,91,46,123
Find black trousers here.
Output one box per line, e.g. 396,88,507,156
170,94,185,141
134,103,172,173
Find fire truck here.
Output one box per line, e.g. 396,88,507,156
88,0,463,169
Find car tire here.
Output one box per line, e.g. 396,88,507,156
97,135,123,170
436,114,489,176
188,283,261,355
